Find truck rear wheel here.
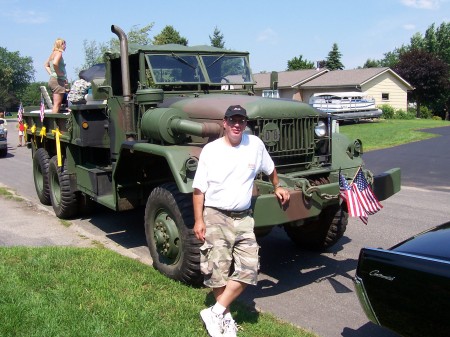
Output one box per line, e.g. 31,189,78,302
33,148,51,205
48,156,78,219
144,183,203,286
284,205,348,250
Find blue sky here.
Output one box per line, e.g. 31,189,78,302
1,0,449,82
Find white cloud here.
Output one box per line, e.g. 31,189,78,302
403,23,416,30
400,0,441,9
256,28,278,44
2,9,48,24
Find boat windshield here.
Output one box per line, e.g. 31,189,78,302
201,55,253,84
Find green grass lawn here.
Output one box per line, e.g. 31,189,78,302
0,246,316,337
339,119,450,151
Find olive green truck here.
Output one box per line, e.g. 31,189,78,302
24,25,401,285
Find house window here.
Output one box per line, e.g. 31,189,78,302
382,93,389,101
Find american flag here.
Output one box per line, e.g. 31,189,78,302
353,168,383,216
18,102,24,122
40,96,45,122
339,171,368,224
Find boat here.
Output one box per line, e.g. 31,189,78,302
309,92,382,121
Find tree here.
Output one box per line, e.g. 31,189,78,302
410,32,425,51
374,45,409,68
77,23,154,74
286,55,314,70
363,59,381,68
17,82,48,106
325,43,344,70
428,22,450,64
394,49,450,118
153,25,188,46
0,47,35,109
209,26,225,48
75,40,107,75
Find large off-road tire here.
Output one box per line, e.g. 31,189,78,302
284,205,348,250
33,148,51,205
48,155,78,219
144,182,203,286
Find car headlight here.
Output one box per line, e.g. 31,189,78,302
314,121,327,138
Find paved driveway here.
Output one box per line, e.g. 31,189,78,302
363,125,450,192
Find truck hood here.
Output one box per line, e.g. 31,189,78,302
160,94,321,121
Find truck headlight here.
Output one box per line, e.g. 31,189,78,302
314,121,327,138
347,139,363,158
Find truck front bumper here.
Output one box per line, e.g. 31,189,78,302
251,167,401,228
372,168,401,202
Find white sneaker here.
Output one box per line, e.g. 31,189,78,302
200,307,224,337
222,317,238,337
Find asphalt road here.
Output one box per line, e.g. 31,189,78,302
1,120,450,337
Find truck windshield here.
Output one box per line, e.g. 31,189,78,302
146,54,206,84
201,55,253,84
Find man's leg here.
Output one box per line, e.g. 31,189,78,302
213,280,247,314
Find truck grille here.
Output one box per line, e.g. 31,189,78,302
252,117,324,170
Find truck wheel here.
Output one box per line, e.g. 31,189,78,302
48,156,78,219
284,205,348,250
144,182,203,286
33,148,51,205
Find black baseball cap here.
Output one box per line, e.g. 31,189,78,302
224,105,247,118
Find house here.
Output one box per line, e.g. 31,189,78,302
253,69,329,101
253,67,413,111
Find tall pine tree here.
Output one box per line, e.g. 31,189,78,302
209,27,225,48
325,43,344,70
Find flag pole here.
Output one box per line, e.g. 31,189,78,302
350,165,362,184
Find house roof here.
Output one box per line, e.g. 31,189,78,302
300,67,414,90
253,69,329,89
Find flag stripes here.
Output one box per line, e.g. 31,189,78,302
339,167,382,225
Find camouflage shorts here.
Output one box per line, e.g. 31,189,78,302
200,207,260,288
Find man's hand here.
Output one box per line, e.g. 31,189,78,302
193,220,206,242
275,187,290,206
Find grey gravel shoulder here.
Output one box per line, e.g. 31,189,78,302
0,183,149,265
0,183,93,247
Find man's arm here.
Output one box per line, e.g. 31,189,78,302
193,188,206,242
269,168,290,206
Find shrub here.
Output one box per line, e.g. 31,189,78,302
419,106,433,119
379,104,395,119
432,115,443,120
395,109,415,119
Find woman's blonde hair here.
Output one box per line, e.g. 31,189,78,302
53,38,66,52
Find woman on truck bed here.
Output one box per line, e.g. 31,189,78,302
44,38,68,113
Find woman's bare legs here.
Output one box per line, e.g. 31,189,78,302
52,93,64,113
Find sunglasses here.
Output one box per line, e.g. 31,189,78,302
226,117,247,126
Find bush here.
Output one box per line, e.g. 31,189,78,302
419,106,433,119
395,109,415,119
432,115,443,120
379,104,395,119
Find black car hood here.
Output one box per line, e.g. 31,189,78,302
391,221,450,262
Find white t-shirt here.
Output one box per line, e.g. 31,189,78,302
193,133,274,211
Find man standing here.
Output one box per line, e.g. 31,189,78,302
193,105,290,336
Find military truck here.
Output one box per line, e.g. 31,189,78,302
24,25,401,285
